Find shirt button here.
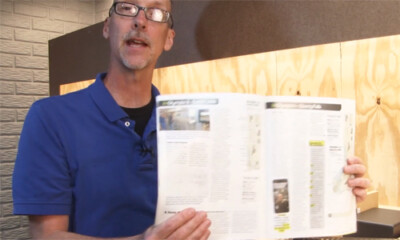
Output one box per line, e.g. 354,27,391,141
125,121,130,127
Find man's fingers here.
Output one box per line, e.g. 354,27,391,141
347,156,362,165
343,156,371,203
186,214,211,240
149,208,197,239
343,157,366,178
347,176,370,189
200,228,211,240
348,177,370,203
353,187,367,203
343,164,366,178
166,211,210,240
146,208,211,240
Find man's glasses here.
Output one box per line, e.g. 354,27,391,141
109,2,174,28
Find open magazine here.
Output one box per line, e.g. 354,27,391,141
155,93,357,239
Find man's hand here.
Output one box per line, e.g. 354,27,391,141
343,156,371,202
143,208,211,240
29,209,211,240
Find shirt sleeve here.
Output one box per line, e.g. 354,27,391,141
12,100,72,215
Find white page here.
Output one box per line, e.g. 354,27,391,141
155,93,266,240
263,96,356,239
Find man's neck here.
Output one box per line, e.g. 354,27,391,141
104,68,153,108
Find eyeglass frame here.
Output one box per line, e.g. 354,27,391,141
108,2,174,29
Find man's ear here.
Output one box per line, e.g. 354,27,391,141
164,29,175,51
103,17,110,39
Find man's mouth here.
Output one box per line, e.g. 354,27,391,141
126,38,148,47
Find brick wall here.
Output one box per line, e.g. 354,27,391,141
0,0,111,239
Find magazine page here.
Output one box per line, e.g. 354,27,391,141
262,96,357,239
155,93,267,240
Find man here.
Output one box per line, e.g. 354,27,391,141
13,0,210,239
12,0,369,239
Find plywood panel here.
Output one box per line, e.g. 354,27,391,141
153,52,276,95
276,43,342,97
60,79,94,95
342,35,400,206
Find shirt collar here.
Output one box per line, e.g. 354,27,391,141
89,73,160,123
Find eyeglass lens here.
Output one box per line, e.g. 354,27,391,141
115,3,169,23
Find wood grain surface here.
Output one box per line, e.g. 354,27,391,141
153,52,276,95
276,43,341,97
342,35,400,206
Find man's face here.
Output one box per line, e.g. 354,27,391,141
103,0,175,71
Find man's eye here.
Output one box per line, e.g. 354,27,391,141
149,9,165,21
121,6,132,11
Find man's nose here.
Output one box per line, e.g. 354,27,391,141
133,9,147,29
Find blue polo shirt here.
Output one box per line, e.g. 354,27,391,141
12,73,159,237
